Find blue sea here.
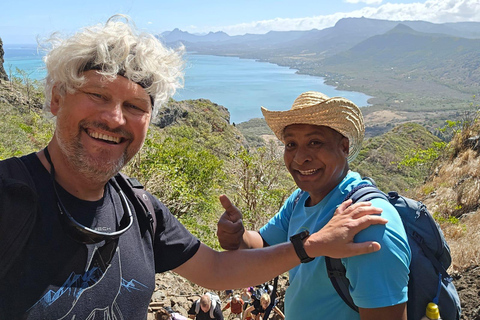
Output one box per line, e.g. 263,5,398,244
3,43,372,123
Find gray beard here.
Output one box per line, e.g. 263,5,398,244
55,130,129,183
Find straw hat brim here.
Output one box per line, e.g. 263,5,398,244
261,97,365,162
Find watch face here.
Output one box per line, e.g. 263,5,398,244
300,230,309,239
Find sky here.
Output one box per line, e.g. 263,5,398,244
1,0,480,44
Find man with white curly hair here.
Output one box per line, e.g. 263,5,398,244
0,16,388,319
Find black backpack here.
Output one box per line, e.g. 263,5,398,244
325,183,461,320
0,156,157,280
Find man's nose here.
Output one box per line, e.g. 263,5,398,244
293,146,312,165
100,101,127,127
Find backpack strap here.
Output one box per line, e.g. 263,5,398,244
0,157,38,280
345,184,389,203
114,173,157,243
263,276,279,319
209,298,216,319
325,257,358,312
194,299,200,315
0,157,36,188
293,190,305,209
325,183,388,313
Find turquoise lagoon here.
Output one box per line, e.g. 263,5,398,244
3,44,371,123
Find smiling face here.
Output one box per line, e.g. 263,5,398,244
50,70,152,183
283,124,350,206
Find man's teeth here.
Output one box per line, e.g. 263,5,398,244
299,169,317,175
88,131,121,143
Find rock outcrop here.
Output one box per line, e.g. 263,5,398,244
0,38,8,81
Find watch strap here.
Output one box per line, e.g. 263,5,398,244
290,230,314,263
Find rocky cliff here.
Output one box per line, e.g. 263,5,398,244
0,38,8,81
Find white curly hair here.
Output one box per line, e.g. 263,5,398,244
43,14,185,120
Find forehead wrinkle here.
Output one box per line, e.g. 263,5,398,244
283,125,328,139
82,73,150,104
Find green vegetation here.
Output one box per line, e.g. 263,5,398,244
0,79,53,159
2,74,474,249
0,79,296,249
236,118,272,146
350,122,442,195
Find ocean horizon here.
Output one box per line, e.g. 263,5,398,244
3,43,372,124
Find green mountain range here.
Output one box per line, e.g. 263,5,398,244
161,17,480,137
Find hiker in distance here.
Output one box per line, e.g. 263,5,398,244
217,91,412,320
0,16,388,319
188,294,224,320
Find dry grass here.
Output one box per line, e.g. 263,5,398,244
442,211,480,270
416,116,480,270
422,150,480,218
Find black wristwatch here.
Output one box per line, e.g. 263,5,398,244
290,230,314,263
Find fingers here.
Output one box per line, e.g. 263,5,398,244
350,204,383,219
219,194,233,211
338,200,383,219
329,241,382,259
219,194,243,221
353,214,388,231
217,195,245,250
349,241,382,255
217,217,244,250
337,198,353,211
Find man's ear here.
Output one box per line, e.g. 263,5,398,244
50,86,62,116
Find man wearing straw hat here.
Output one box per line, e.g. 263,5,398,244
217,91,411,320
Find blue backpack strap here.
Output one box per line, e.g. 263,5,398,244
326,183,387,313
344,184,389,203
115,173,157,243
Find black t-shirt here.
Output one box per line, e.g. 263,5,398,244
251,298,267,315
0,153,200,320
188,300,224,320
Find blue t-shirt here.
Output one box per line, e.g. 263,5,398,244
260,171,411,319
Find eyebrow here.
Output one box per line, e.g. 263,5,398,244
130,96,152,107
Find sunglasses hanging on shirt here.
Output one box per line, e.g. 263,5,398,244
44,147,133,244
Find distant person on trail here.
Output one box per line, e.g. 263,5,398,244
222,294,244,319
0,15,388,320
158,307,189,320
241,287,252,312
188,294,224,320
217,91,411,319
243,293,284,320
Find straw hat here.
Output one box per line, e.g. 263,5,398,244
261,91,365,162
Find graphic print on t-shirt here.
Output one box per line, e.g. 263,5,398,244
27,245,148,319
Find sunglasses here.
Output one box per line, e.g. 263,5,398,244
44,147,133,244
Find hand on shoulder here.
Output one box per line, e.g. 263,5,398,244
305,199,387,259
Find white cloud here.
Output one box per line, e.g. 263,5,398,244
188,0,480,35
344,0,383,5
